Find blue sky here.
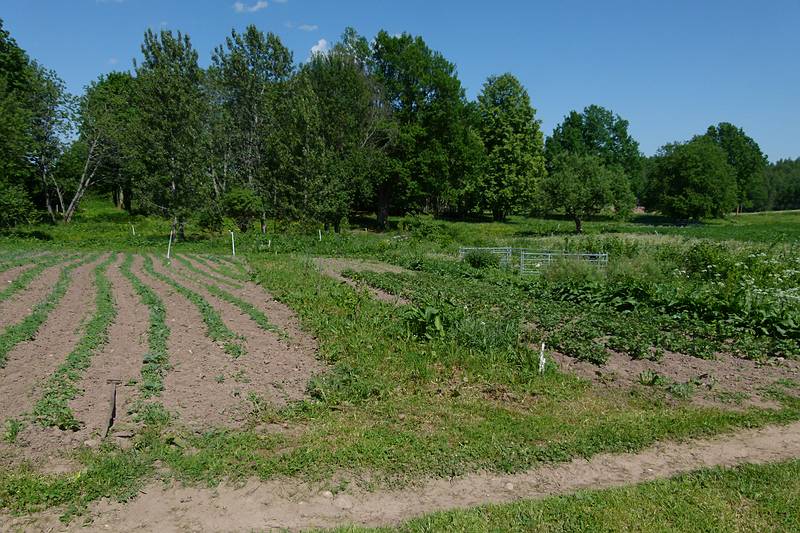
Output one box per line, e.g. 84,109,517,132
3,0,798,160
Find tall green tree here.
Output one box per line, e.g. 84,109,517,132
370,31,470,226
540,153,633,233
134,29,208,238
765,158,800,210
704,122,768,212
645,136,737,219
545,105,643,198
211,25,293,231
0,18,34,188
475,73,545,220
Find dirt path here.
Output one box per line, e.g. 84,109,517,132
152,256,323,408
4,420,798,532
0,261,69,331
0,263,33,287
314,257,411,305
67,255,148,439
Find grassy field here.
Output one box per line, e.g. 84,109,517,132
0,199,799,529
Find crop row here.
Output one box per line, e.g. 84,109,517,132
143,255,245,357
33,255,118,429
0,255,98,368
120,254,171,397
0,253,73,302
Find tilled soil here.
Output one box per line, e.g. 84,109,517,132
0,256,104,466
550,349,800,408
6,420,800,532
67,255,148,439
0,262,69,331
0,263,34,288
153,256,322,408
313,257,411,305
181,254,319,358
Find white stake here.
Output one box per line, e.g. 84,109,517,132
230,231,236,257
166,228,173,260
538,342,546,374
130,223,136,236
268,239,271,249
318,229,322,241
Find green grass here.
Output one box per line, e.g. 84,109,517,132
141,255,245,358
32,255,117,429
0,254,97,368
190,253,251,281
336,460,800,532
119,254,171,397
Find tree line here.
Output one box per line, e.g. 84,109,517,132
1,19,798,234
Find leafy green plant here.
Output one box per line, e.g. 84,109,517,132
120,254,171,397
463,249,500,269
638,370,667,387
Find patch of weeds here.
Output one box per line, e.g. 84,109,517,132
0,254,97,368
638,369,667,387
215,374,225,384
196,254,250,280
132,401,172,427
232,370,250,383
120,254,170,397
143,255,245,358
3,418,24,443
33,255,117,429
668,381,696,400
715,391,749,405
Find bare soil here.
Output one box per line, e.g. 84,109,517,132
183,254,319,358
314,257,411,305
5,420,800,532
67,255,148,439
0,263,33,287
0,262,71,331
550,349,800,409
0,256,104,466
152,255,323,408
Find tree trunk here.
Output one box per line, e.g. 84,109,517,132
574,216,583,234
492,208,505,222
377,185,390,230
123,181,132,212
260,213,267,234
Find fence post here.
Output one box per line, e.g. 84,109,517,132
230,231,236,257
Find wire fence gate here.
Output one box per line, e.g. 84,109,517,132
458,247,608,274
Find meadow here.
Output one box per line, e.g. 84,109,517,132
0,199,799,531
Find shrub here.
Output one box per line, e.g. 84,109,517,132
0,181,38,228
222,187,262,232
463,249,499,269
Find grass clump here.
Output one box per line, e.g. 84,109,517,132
120,254,171,397
0,254,97,368
32,255,117,430
142,255,245,357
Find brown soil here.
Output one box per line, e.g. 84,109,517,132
67,255,148,439
5,420,800,532
0,256,104,466
152,255,323,409
0,263,34,287
183,254,319,358
0,261,71,331
550,350,800,409
314,257,411,305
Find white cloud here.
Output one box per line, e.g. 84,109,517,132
310,38,329,56
298,24,318,32
233,1,268,13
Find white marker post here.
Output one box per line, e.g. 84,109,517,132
538,342,546,374
130,223,136,236
166,228,174,260
230,231,236,257
318,229,322,242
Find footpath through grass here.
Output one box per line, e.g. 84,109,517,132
336,460,800,532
